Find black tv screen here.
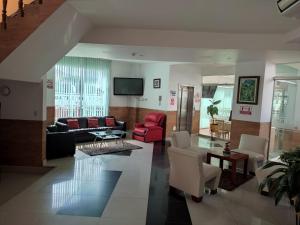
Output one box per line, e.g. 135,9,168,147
114,77,144,96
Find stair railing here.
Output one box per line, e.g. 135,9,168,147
1,0,7,30
1,0,43,30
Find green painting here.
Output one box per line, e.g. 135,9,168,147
237,76,260,105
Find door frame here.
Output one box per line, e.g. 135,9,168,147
268,76,300,159
176,84,195,133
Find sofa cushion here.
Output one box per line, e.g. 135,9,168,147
145,112,165,126
98,117,105,126
171,131,191,149
56,122,69,132
88,118,99,128
144,121,158,128
233,149,265,172
105,117,116,127
133,127,147,135
67,119,80,129
233,149,264,161
203,163,222,182
58,117,87,128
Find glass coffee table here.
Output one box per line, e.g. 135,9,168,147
89,130,127,150
206,149,249,185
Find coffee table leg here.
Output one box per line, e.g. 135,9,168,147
93,137,98,150
231,161,237,185
243,158,248,178
207,154,211,164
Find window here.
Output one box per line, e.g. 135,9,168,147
55,57,110,119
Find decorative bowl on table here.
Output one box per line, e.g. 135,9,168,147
223,142,231,156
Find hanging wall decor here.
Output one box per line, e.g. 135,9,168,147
153,78,161,88
237,76,260,105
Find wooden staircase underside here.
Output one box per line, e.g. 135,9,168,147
0,0,65,64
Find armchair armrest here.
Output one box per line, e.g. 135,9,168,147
55,122,69,132
116,120,127,131
46,132,75,159
168,146,202,159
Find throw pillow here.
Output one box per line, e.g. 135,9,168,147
105,117,116,127
88,118,99,128
67,119,80,129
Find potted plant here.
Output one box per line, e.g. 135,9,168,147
259,149,300,224
207,99,221,133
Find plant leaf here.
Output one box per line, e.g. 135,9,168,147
274,187,288,205
266,168,288,178
214,100,221,105
262,161,287,169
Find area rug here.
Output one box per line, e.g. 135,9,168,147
219,169,254,191
77,141,143,156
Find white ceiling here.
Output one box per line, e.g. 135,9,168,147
67,43,300,65
68,0,300,34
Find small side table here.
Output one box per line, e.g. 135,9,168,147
207,150,249,185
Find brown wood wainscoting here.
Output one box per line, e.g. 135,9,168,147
0,119,46,167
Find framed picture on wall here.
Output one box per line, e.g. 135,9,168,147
153,78,161,88
237,76,260,105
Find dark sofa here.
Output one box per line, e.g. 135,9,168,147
46,116,126,159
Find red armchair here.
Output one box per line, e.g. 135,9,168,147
132,112,166,142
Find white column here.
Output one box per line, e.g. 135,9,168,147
232,61,275,123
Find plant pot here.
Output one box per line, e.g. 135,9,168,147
210,123,218,133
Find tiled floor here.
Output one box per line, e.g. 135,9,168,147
0,137,295,225
0,140,153,225
0,172,43,206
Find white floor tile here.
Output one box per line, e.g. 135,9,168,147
102,196,148,219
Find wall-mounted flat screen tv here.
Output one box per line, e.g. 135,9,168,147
113,77,144,96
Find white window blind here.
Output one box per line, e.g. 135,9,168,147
55,57,110,119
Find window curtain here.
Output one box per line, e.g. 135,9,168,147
55,56,111,119
200,85,234,129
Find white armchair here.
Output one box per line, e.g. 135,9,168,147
170,131,209,161
232,134,268,173
167,146,222,202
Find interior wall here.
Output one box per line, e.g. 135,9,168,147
134,62,170,111
168,64,202,111
166,64,202,135
230,61,275,148
110,61,170,129
0,79,43,121
0,79,45,167
110,61,142,107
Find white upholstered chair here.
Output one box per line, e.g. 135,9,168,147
170,131,209,161
167,146,222,202
232,134,268,173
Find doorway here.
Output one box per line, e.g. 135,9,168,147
199,84,234,139
269,78,300,159
176,85,194,133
